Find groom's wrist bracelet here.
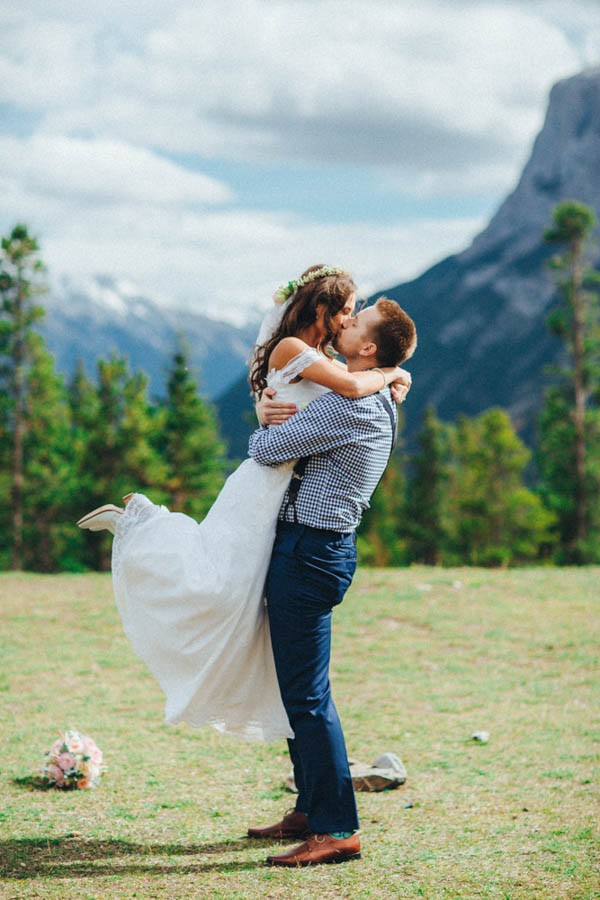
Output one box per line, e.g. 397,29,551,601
373,368,387,390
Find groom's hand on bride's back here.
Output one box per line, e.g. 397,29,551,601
390,367,412,404
256,388,299,426
390,382,410,404
255,374,412,423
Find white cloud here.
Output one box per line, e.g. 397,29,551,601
0,135,232,206
1,0,597,324
31,202,484,322
0,19,97,107
8,0,585,174
384,158,526,200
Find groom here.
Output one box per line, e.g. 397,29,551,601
247,298,417,867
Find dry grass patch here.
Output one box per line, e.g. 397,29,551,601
0,568,598,898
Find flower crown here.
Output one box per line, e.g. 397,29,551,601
273,266,351,305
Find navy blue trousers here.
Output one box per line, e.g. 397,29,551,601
265,521,359,834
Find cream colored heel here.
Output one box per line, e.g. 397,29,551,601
76,504,124,534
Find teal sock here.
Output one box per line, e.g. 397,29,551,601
329,831,353,840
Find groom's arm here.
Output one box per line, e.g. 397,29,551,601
255,387,299,426
249,392,361,466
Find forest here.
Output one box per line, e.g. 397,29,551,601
1,201,598,571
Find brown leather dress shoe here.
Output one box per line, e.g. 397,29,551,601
247,809,310,840
266,832,361,866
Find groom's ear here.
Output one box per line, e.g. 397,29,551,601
359,340,377,358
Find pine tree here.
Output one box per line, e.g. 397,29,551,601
79,355,168,570
0,373,11,569
448,409,555,566
538,390,600,563
0,225,47,568
21,336,81,571
68,360,99,498
540,200,600,562
358,450,407,566
405,406,450,565
157,342,227,520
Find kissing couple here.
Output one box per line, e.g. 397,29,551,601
78,264,417,866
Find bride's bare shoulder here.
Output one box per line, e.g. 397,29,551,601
268,336,310,371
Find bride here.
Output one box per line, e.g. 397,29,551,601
77,265,410,741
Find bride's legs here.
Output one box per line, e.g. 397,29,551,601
78,493,162,534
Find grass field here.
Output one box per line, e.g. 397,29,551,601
0,568,598,899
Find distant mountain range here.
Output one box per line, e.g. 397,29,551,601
40,67,600,459
215,67,600,456
380,66,600,436
41,275,258,402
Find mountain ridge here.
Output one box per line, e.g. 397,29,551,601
41,275,259,402
38,67,600,459
378,67,600,433
216,67,600,457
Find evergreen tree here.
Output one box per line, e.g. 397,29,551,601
358,431,407,567
538,389,600,563
21,336,81,571
447,409,554,566
157,343,227,520
79,355,168,570
0,377,11,569
405,406,451,564
68,360,100,497
0,225,47,568
540,200,600,562
67,361,101,566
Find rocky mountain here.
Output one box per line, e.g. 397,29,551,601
40,276,258,402
218,67,600,458
380,66,600,436
38,68,600,460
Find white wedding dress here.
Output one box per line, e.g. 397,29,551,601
111,348,328,742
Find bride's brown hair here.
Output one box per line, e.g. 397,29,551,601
249,265,357,395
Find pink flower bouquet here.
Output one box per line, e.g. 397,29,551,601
42,730,104,789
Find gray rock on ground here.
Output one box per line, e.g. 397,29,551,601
285,751,407,793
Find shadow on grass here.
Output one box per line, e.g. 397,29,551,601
0,836,268,878
13,776,54,791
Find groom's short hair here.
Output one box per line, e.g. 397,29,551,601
371,298,417,366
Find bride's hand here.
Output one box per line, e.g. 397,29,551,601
390,368,412,404
256,387,299,426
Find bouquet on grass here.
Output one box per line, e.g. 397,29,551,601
42,729,104,789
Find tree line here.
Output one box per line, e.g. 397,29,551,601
0,225,227,571
360,200,600,566
1,202,599,571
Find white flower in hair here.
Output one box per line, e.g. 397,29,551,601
297,266,349,286
272,266,350,306
259,266,351,348
273,281,296,305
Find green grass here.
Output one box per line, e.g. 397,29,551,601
0,568,598,899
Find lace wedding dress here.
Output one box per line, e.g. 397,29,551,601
111,348,327,742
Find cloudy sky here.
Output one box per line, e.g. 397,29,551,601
1,1,599,322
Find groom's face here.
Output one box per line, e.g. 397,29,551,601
333,306,381,359
315,293,356,341
329,292,357,336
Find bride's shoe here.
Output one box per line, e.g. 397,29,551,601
77,504,124,534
